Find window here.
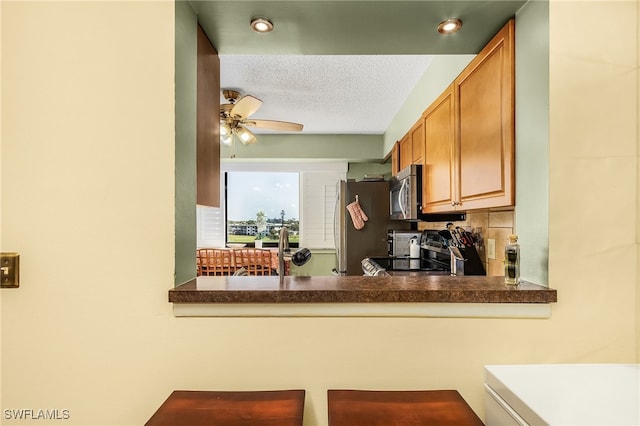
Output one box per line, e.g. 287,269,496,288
226,172,299,246
196,162,347,249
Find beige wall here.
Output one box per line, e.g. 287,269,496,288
0,0,3,402
1,2,638,426
636,0,640,363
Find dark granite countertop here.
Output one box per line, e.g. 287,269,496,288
169,275,557,304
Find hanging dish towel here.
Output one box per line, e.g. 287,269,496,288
346,195,369,230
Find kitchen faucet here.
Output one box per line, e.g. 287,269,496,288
278,226,312,285
278,227,290,285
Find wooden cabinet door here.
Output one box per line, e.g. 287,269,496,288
399,133,412,170
391,142,400,176
410,120,424,164
422,84,457,213
454,19,515,210
196,25,220,207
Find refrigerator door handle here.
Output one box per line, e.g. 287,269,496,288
333,184,345,275
333,189,339,257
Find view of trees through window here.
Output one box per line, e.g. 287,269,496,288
226,172,299,246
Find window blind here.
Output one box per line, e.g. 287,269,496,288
300,171,344,249
196,205,224,248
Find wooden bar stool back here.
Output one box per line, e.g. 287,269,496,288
213,249,234,275
197,249,214,276
327,389,484,426
199,249,234,276
196,249,204,276
251,249,273,275
146,389,305,426
235,249,273,276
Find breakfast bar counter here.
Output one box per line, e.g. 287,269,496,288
169,275,556,318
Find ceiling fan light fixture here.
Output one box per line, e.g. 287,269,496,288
220,122,232,138
236,127,257,145
438,18,462,34
250,17,273,33
221,133,233,146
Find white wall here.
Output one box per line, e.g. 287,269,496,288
1,2,638,426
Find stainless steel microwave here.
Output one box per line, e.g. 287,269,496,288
389,165,422,220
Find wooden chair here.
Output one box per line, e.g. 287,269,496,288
327,389,484,426
252,249,274,275
234,249,273,276
145,389,305,426
197,248,215,276
196,249,204,276
198,249,234,276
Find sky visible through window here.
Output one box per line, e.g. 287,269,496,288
227,172,299,221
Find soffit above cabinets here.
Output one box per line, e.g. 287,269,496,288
190,1,527,135
191,1,527,55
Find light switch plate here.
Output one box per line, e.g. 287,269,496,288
1,253,20,288
487,239,496,260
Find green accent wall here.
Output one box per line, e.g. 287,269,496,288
347,162,392,180
175,1,197,285
221,134,384,162
515,0,549,285
290,251,337,276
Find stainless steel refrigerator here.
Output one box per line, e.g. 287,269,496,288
334,180,410,275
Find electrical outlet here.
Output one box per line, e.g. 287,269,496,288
487,239,496,260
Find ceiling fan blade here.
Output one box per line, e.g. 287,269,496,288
230,95,262,119
245,119,303,132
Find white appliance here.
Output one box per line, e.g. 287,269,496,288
484,364,640,426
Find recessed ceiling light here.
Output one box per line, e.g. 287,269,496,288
250,17,274,33
438,18,462,34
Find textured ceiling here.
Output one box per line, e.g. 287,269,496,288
220,55,433,134
191,1,527,135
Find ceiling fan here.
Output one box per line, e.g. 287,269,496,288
219,89,303,147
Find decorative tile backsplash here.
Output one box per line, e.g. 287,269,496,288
417,210,515,276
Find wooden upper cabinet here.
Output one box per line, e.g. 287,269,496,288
410,120,424,164
391,141,400,176
422,84,456,213
398,121,424,172
399,133,412,170
454,19,515,210
421,19,515,213
196,25,220,207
